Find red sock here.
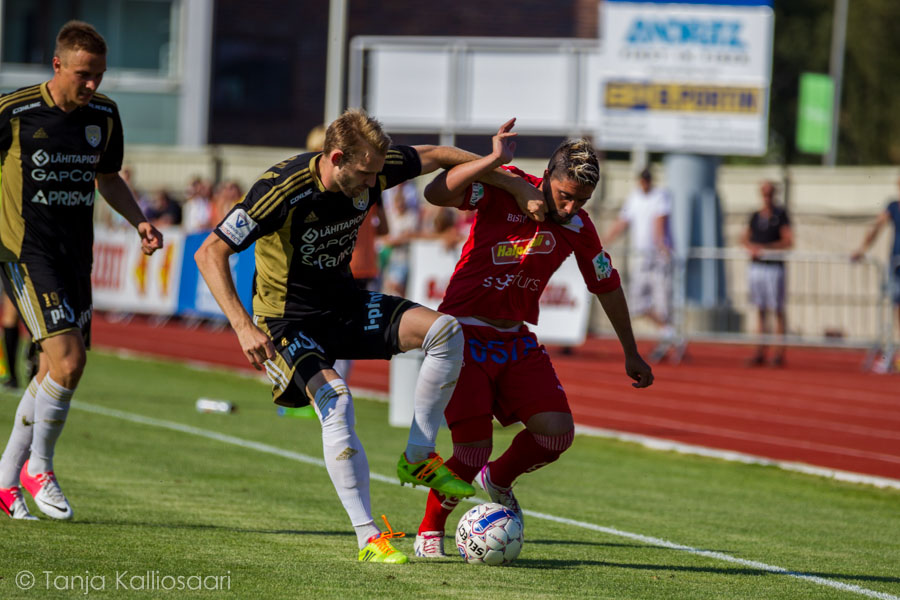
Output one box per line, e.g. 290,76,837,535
419,447,490,534
488,429,574,488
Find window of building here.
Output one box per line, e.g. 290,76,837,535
1,0,177,75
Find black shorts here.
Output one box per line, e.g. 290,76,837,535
0,261,92,346
257,290,417,407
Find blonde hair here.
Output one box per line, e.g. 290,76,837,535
305,124,326,152
323,108,392,165
546,138,600,187
55,21,107,58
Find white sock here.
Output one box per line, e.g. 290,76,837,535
0,378,39,487
332,359,353,381
312,379,375,547
28,375,74,475
405,314,463,462
354,521,381,549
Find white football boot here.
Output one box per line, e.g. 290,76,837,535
477,465,523,525
0,486,38,520
20,461,73,520
414,531,447,557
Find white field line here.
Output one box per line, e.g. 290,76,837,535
97,347,896,483
74,400,899,600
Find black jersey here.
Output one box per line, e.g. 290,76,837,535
214,145,421,319
0,83,123,273
748,206,790,265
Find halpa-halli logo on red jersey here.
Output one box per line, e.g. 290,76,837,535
491,231,557,265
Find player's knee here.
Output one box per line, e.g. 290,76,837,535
525,411,573,437
312,379,353,432
53,354,86,387
421,314,463,359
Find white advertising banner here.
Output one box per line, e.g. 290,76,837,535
595,0,774,155
92,226,184,314
407,239,591,346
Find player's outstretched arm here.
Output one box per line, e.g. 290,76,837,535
851,209,889,261
602,218,629,246
413,145,478,175
597,286,654,388
194,234,276,370
424,118,518,207
96,172,163,255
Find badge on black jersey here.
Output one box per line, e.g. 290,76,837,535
352,190,368,211
85,125,101,147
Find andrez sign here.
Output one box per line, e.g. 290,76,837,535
597,0,774,156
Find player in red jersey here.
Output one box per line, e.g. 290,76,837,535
413,123,654,557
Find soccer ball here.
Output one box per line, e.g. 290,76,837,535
455,502,524,565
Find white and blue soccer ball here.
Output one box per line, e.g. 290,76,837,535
455,502,524,565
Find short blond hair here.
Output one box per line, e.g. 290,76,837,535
323,108,392,165
305,124,326,152
546,138,600,187
55,21,107,58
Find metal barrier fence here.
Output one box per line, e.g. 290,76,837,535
611,247,897,370
883,255,900,371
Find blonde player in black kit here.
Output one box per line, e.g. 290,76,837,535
0,21,163,521
195,110,543,563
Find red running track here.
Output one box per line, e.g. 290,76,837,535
91,313,900,481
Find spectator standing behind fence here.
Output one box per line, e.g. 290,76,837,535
143,188,182,228
741,180,793,367
603,168,675,356
380,181,421,296
852,176,900,342
209,180,243,226
183,177,214,233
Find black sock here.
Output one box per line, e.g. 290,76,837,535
3,325,19,384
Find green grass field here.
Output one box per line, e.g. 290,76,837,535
1,352,898,599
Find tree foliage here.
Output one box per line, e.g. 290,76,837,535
771,0,900,165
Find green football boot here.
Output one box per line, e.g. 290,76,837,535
397,452,475,498
358,516,409,564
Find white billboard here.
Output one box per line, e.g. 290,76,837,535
407,239,591,346
92,227,184,315
595,0,774,155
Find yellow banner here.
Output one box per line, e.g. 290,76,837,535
605,82,761,114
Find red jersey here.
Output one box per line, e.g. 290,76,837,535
438,168,620,325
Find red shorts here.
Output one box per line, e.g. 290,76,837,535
445,323,570,429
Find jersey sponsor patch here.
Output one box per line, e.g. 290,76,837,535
289,188,312,206
469,182,485,206
491,231,557,265
12,101,40,115
31,189,94,207
220,208,258,246
32,149,50,166
593,251,613,280
88,102,113,114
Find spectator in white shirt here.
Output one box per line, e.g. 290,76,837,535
603,168,674,345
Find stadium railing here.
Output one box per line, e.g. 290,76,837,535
609,247,894,370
